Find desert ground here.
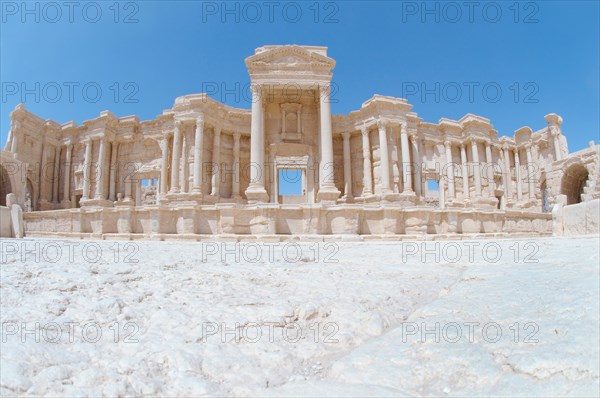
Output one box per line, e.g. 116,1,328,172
1,235,599,397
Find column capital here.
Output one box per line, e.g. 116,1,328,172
377,119,387,130
233,131,241,139
361,125,369,136
341,131,351,140
444,139,452,148
213,126,222,135
196,114,205,124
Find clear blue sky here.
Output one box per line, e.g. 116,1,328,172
1,0,598,157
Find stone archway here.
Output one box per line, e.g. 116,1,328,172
561,163,589,205
0,164,12,206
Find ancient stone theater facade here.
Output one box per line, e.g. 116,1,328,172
2,45,599,239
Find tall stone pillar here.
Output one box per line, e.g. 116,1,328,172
502,145,513,203
485,141,495,194
38,142,49,204
52,146,61,203
410,133,422,198
246,85,268,202
211,127,221,197
470,139,481,197
525,144,535,199
62,143,72,206
180,130,189,193
232,132,241,198
341,132,353,199
317,84,340,201
192,116,204,193
10,120,19,153
400,124,413,194
160,137,169,197
82,140,92,200
514,148,523,201
460,143,469,200
545,113,563,161
444,140,455,199
94,138,107,200
109,142,119,201
361,126,373,196
170,121,182,194
377,121,391,193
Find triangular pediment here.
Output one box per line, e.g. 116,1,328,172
245,45,335,72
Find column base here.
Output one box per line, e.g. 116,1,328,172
316,186,340,203
381,192,401,202
60,200,72,209
471,196,499,210
81,198,114,207
399,191,417,205
245,186,269,203
38,199,54,211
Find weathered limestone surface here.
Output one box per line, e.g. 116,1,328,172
2,45,599,239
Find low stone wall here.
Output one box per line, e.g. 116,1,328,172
22,205,554,240
0,206,12,237
558,199,600,236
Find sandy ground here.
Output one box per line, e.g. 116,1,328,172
1,235,598,397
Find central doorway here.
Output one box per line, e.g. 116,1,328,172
278,169,306,204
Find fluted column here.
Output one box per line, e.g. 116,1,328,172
377,121,391,193
62,143,72,206
192,117,204,193
526,144,535,199
94,138,107,199
52,146,60,203
545,113,563,161
341,132,353,199
232,132,241,198
160,137,169,196
400,123,413,194
553,134,561,161
470,139,481,197
444,140,455,199
460,144,469,200
211,127,221,197
502,145,512,202
82,140,92,200
109,142,119,201
514,148,523,201
317,84,339,201
170,121,182,194
410,133,423,198
485,141,495,194
246,85,268,201
361,126,373,196
180,130,189,193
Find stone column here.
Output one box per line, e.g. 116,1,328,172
470,139,481,197
411,133,423,198
502,145,512,202
109,142,119,201
160,137,169,197
400,123,413,194
246,85,268,201
526,144,535,199
52,146,61,203
82,140,92,200
444,140,455,199
317,84,339,201
460,143,469,200
10,120,19,153
514,148,523,201
545,114,563,161
341,132,353,199
361,126,373,196
62,143,72,206
211,127,221,197
377,121,391,193
94,138,107,200
192,117,204,193
180,130,189,193
485,141,495,194
170,121,182,194
232,131,241,198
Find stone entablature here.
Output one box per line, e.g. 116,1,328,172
2,44,598,239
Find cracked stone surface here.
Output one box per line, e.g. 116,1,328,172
1,236,598,396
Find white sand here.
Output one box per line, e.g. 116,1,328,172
1,236,598,396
